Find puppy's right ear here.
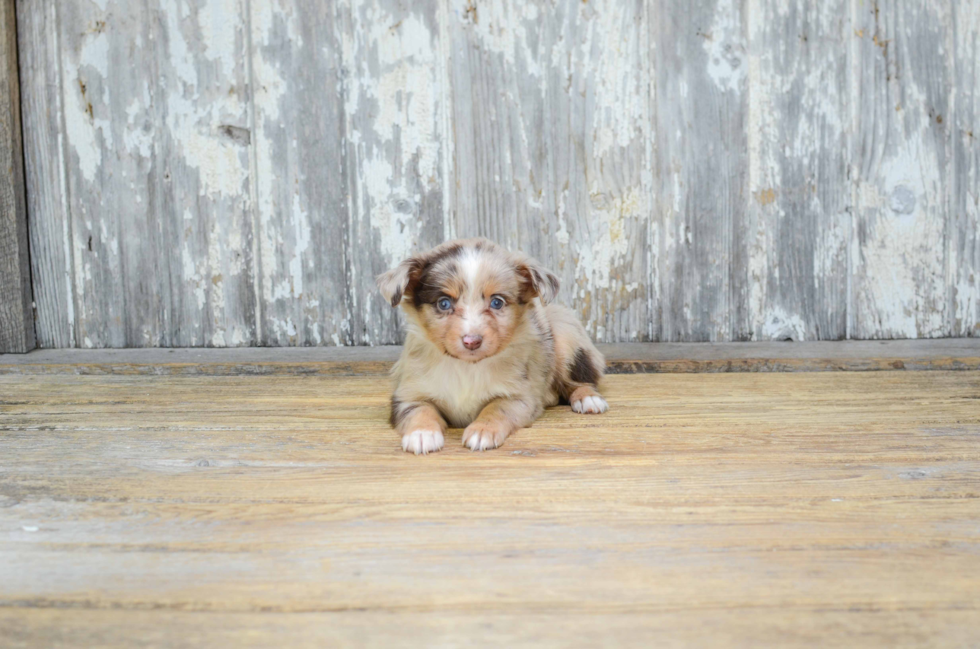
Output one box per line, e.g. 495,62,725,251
377,257,424,308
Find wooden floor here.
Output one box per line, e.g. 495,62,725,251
1,362,979,647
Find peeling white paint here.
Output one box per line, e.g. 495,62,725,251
289,193,311,298
64,30,113,183
575,187,643,291
123,95,154,159
346,5,442,274
586,0,645,158
856,136,946,338
760,306,807,341
198,0,240,75
744,0,851,341
182,246,207,310
162,0,249,200
251,0,290,310
703,0,745,93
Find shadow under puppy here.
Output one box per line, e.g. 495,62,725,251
377,238,608,455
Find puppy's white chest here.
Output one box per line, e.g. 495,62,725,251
425,359,510,427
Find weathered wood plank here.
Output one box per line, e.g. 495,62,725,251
3,339,979,375
0,371,978,644
249,1,350,346
53,0,256,347
951,1,980,337
17,1,74,349
849,0,952,339
655,0,749,342
745,0,849,341
5,609,980,649
448,0,654,342
0,0,35,354
341,0,450,345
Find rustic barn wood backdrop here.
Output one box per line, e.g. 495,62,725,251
14,0,980,348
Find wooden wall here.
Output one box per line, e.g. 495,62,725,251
0,0,35,353
16,0,980,348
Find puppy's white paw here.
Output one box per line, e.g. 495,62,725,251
462,421,509,451
401,429,444,455
571,395,608,414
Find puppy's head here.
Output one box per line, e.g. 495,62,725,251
377,239,559,362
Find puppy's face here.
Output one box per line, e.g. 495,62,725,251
377,239,559,363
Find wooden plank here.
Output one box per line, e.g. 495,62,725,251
0,0,35,354
249,0,350,346
850,0,952,339
655,0,749,342
950,1,980,337
53,0,256,347
1,339,979,375
4,609,980,649
17,1,74,349
341,0,450,345
744,0,849,341
0,371,978,645
448,0,654,342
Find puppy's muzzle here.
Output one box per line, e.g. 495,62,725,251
462,335,483,351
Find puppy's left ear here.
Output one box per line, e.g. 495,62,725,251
377,257,424,308
517,256,560,305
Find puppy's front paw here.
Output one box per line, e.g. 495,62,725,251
402,429,445,455
571,394,608,414
462,421,510,451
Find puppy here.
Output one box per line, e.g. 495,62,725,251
377,238,608,455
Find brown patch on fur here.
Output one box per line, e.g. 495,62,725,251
413,249,465,307
570,347,600,386
479,275,519,306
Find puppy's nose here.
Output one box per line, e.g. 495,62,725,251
462,334,483,351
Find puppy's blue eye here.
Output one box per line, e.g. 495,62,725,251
437,297,453,311
490,296,505,310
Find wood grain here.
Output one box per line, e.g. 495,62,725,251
249,0,350,346
745,0,849,341
342,0,450,345
951,0,980,337
849,0,952,339
0,0,35,354
17,1,74,349
5,609,980,649
655,0,749,342
0,370,978,646
25,0,258,348
448,0,654,342
4,609,980,648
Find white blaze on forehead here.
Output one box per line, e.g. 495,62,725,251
458,247,485,335
460,248,482,293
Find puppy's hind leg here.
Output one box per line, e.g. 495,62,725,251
546,303,609,415
563,346,609,415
